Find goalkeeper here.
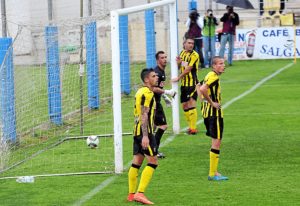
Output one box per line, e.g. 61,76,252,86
152,51,176,159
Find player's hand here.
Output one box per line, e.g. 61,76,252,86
176,56,182,65
212,102,221,109
142,136,150,149
171,77,179,82
164,89,177,98
181,61,188,67
162,94,172,107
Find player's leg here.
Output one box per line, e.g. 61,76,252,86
128,136,145,201
134,157,157,204
134,135,158,204
181,88,191,132
209,138,221,177
154,103,168,158
136,155,158,194
128,153,144,201
187,87,198,134
207,117,227,180
155,124,167,148
156,124,167,158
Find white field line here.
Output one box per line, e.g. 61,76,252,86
73,62,293,206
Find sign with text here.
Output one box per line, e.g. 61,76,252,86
216,27,300,60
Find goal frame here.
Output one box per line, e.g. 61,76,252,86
110,0,180,174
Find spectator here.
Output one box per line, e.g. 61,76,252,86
219,6,239,66
185,9,205,68
202,9,218,68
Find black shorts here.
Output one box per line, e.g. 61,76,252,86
133,134,158,156
154,102,167,126
180,86,198,103
204,116,224,139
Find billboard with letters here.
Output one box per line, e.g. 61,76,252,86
216,27,300,60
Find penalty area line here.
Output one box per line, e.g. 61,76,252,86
73,62,293,206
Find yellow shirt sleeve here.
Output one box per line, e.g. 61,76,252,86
141,89,154,108
188,53,199,67
204,72,219,86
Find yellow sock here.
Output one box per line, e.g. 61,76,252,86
128,165,139,193
209,149,220,177
184,110,190,128
137,165,156,193
189,108,198,130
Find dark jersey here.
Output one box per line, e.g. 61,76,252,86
153,66,166,103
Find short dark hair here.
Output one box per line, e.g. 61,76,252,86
155,51,165,60
140,68,154,83
189,9,199,21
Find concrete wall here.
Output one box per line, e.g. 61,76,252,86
0,0,280,65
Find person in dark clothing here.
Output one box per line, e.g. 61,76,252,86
152,51,176,158
218,6,239,66
186,9,205,68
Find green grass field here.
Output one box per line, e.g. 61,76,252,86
0,59,300,205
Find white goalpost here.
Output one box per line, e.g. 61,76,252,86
110,0,180,174
0,0,180,179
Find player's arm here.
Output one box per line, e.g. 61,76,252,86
141,105,150,149
152,87,164,94
172,65,192,82
196,82,204,102
176,56,182,67
199,84,221,109
173,54,198,82
152,87,176,98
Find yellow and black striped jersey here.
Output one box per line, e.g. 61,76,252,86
133,86,156,137
179,50,199,87
202,71,223,118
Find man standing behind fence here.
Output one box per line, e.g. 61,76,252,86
185,9,205,68
219,6,239,66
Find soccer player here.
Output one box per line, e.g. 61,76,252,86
172,37,200,135
127,68,158,205
199,56,228,181
152,51,176,158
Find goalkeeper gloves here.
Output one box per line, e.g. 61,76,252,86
162,94,172,107
164,89,176,98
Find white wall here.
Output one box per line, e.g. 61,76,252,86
0,0,261,65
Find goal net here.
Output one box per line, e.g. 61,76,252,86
0,0,179,179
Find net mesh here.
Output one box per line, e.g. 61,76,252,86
0,2,172,178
